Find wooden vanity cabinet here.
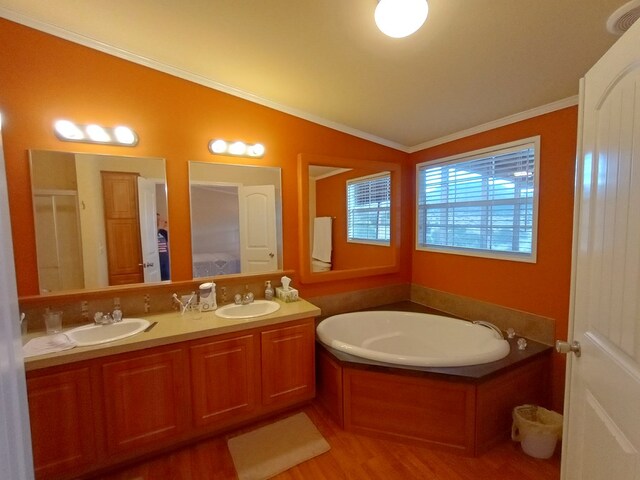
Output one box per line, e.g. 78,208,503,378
261,321,315,408
190,334,260,428
26,317,316,479
101,345,189,455
26,364,99,479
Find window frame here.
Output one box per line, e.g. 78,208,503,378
346,171,391,246
415,136,540,263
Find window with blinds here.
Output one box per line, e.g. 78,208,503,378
347,172,391,245
416,137,539,262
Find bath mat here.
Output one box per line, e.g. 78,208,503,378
227,412,330,480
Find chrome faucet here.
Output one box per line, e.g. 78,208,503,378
94,308,124,325
242,285,254,304
242,292,254,305
472,320,505,339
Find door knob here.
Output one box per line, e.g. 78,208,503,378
556,340,581,357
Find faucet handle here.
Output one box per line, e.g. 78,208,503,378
112,308,123,322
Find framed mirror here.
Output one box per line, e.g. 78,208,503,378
297,153,401,284
29,150,168,293
189,161,283,278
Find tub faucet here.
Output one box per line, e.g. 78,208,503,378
472,320,505,339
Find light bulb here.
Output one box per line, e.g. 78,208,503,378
114,126,137,145
209,139,228,154
86,124,110,142
228,141,247,156
248,143,265,157
375,0,429,38
54,120,84,140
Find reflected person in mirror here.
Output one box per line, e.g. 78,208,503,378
157,213,170,281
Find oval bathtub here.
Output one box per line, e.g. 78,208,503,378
316,311,510,367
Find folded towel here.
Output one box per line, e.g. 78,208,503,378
23,333,76,358
312,217,332,263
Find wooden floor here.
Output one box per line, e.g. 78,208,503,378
98,402,561,480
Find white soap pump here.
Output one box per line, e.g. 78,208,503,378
264,280,274,300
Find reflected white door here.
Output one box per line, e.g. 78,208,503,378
562,20,640,479
137,177,160,283
239,185,277,272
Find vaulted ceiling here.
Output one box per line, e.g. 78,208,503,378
0,0,629,150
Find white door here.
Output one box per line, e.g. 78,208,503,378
561,20,640,479
238,185,278,272
0,115,35,478
137,177,161,283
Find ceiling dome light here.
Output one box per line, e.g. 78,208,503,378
375,0,429,38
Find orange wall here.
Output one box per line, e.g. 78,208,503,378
409,107,578,410
0,19,410,297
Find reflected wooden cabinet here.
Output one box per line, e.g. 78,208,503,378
190,334,259,427
101,346,189,454
27,365,98,479
101,171,143,286
261,322,315,407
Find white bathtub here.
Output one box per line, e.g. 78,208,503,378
316,311,510,367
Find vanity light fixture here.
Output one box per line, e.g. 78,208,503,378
375,0,429,38
53,120,139,146
208,139,265,158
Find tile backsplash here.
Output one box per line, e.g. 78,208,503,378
19,273,291,333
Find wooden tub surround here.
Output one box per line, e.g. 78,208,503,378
317,336,552,457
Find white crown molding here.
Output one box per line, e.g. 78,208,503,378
407,95,579,153
0,8,407,152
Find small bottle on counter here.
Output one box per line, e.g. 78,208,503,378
264,280,274,300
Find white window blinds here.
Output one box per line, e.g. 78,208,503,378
416,138,539,262
347,172,391,245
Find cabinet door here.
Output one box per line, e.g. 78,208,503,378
190,334,259,427
261,321,315,406
102,347,188,454
27,366,97,479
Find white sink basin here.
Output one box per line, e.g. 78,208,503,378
65,318,150,346
215,300,281,319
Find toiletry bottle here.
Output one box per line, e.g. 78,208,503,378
265,280,274,300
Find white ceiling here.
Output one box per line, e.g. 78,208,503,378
0,0,629,151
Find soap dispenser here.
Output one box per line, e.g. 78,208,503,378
264,280,274,300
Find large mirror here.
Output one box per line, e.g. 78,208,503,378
189,161,283,278
297,153,401,283
30,150,168,293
